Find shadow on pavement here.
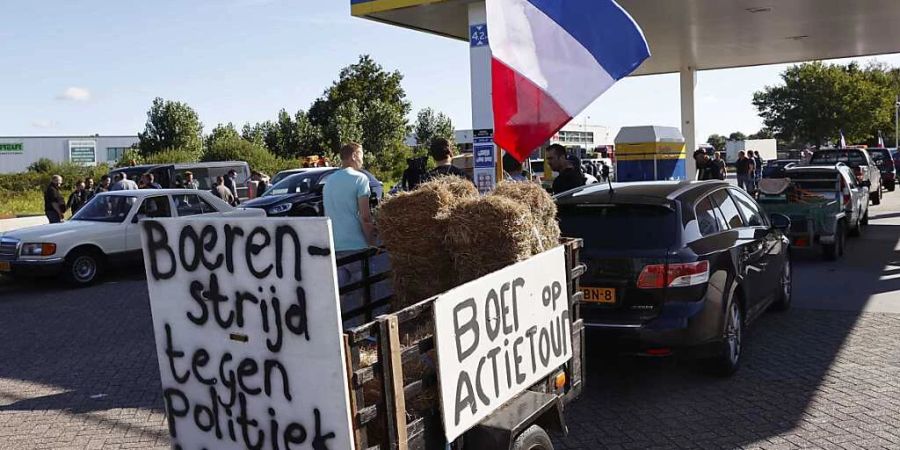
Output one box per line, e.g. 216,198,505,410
0,266,162,416
556,219,900,449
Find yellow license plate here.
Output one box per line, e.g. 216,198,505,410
0,261,10,272
582,287,616,304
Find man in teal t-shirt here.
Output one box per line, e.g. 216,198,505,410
323,142,375,252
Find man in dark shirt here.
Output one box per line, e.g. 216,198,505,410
735,151,756,192
140,173,162,189
67,180,89,215
427,138,470,180
43,175,66,224
547,144,586,194
225,169,240,203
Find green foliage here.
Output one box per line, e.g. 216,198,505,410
414,107,455,152
138,97,204,158
309,55,412,181
143,148,200,165
728,131,747,141
202,134,296,176
753,61,896,147
27,158,55,173
706,134,726,152
206,122,242,150
241,111,323,158
0,190,45,217
748,128,775,140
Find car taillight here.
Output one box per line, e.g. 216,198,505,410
637,261,709,289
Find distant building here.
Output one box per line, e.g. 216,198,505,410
0,135,139,173
406,123,613,159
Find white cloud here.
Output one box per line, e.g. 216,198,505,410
31,120,59,129
57,87,91,102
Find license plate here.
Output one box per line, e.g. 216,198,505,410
581,287,616,304
0,261,10,272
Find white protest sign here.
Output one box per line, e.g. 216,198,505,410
433,246,571,442
140,217,354,450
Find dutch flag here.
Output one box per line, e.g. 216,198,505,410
839,129,847,148
488,0,650,161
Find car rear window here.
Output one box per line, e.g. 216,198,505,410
558,203,678,250
809,150,867,166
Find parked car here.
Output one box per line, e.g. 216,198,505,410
0,190,264,286
109,161,252,200
556,181,792,376
866,148,896,192
758,164,868,260
269,168,311,187
809,149,882,204
761,159,799,178
242,168,383,217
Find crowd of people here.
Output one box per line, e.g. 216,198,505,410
694,148,767,195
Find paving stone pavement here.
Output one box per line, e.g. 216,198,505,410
2,273,899,449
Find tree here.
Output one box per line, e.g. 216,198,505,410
205,122,241,150
728,131,747,142
309,55,412,181
413,108,455,152
706,134,727,152
753,62,895,148
748,128,775,140
137,97,204,157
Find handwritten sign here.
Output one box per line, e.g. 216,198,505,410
433,247,571,441
140,217,354,450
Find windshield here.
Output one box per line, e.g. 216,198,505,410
810,151,867,166
72,195,136,222
264,172,323,196
558,204,678,250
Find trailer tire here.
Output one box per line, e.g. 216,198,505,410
822,221,845,261
512,425,554,450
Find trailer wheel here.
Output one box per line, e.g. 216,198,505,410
822,221,845,261
512,425,554,450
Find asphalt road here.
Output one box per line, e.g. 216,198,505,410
2,190,900,449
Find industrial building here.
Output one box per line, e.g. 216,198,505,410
0,135,139,174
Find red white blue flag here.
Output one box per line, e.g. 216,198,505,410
488,0,650,161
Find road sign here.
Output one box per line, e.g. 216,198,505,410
470,24,488,47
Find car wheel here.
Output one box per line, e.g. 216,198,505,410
861,210,869,226
63,249,104,286
707,297,743,377
888,182,896,192
849,217,862,237
822,221,845,261
871,189,881,205
772,257,792,312
512,425,553,450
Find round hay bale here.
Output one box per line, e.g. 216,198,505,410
376,188,457,310
418,175,478,199
445,196,540,284
491,181,560,252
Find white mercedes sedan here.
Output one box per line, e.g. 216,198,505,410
0,189,265,286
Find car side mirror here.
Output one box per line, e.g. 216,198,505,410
769,213,791,231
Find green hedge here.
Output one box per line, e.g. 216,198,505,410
0,160,111,192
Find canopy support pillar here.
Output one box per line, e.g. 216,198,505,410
680,66,697,180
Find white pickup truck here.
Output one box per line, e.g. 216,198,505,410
0,189,264,286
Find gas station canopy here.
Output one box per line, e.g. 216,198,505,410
352,0,900,75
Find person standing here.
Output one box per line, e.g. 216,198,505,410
752,150,765,181
694,149,713,180
111,173,139,191
140,173,162,189
83,177,96,201
427,138,469,180
183,171,200,189
95,175,112,194
711,152,727,180
210,176,236,205
43,175,66,224
735,151,756,192
547,144,586,194
323,143,376,252
67,180,89,215
225,169,240,203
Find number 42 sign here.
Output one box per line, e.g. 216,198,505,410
470,24,488,47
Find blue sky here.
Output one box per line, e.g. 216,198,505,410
3,0,900,142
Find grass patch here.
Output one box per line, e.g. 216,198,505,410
0,190,50,217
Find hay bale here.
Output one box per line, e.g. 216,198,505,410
445,196,539,284
376,187,457,310
491,181,560,253
418,174,478,199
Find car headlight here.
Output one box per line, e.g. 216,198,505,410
267,203,292,215
21,243,57,256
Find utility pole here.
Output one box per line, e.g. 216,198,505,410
895,94,899,150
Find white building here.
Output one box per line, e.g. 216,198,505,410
0,135,139,174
